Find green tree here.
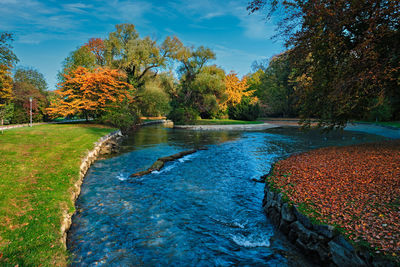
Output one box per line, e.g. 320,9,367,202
258,52,297,117
12,67,49,123
137,79,171,117
0,32,18,67
58,45,97,83
172,62,226,120
104,24,184,88
177,46,216,84
0,32,18,127
248,0,400,128
169,46,227,122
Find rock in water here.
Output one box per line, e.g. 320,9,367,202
130,148,206,178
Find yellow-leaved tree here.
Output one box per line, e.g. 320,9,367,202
0,64,14,126
221,72,257,111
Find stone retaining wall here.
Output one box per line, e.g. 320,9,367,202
60,130,123,247
263,183,395,267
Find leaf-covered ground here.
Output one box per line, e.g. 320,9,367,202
269,140,400,257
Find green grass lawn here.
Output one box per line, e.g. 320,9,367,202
194,119,263,125
0,124,115,266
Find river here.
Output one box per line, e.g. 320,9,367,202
67,126,388,266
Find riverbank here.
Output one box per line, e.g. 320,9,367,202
0,124,116,266
264,140,400,265
174,122,277,131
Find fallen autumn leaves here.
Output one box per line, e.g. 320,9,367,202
268,140,400,258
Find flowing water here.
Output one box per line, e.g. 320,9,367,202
68,126,388,266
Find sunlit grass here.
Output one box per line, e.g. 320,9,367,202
0,124,115,266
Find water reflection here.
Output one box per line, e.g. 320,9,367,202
119,126,242,154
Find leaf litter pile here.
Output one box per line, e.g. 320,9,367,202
269,140,400,257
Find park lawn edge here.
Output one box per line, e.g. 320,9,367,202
263,142,400,264
0,124,116,266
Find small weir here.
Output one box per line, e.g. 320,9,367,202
67,126,387,266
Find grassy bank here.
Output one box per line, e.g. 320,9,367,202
266,140,400,260
193,119,263,125
0,124,115,266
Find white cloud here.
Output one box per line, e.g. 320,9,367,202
63,3,93,14
169,0,275,39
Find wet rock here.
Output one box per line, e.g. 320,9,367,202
288,228,298,243
293,206,313,229
314,224,337,239
264,190,275,209
268,207,281,226
281,203,296,223
332,235,354,253
278,220,290,235
130,148,202,177
251,177,265,183
291,221,318,244
313,243,331,263
328,240,365,267
150,160,165,171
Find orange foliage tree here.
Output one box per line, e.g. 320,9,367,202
221,72,257,111
47,66,133,119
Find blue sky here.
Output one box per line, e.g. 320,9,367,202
1,0,284,90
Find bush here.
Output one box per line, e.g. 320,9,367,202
228,97,260,121
99,101,140,134
167,107,199,125
137,82,171,117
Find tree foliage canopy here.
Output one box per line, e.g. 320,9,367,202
48,67,133,119
12,67,49,123
248,0,400,127
222,72,256,111
0,32,18,67
0,64,13,107
104,24,184,88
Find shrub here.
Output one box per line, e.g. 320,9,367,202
99,100,140,134
228,97,260,121
167,106,199,125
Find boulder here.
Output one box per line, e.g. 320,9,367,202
293,206,313,229
291,221,318,245
281,203,296,223
328,240,365,267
